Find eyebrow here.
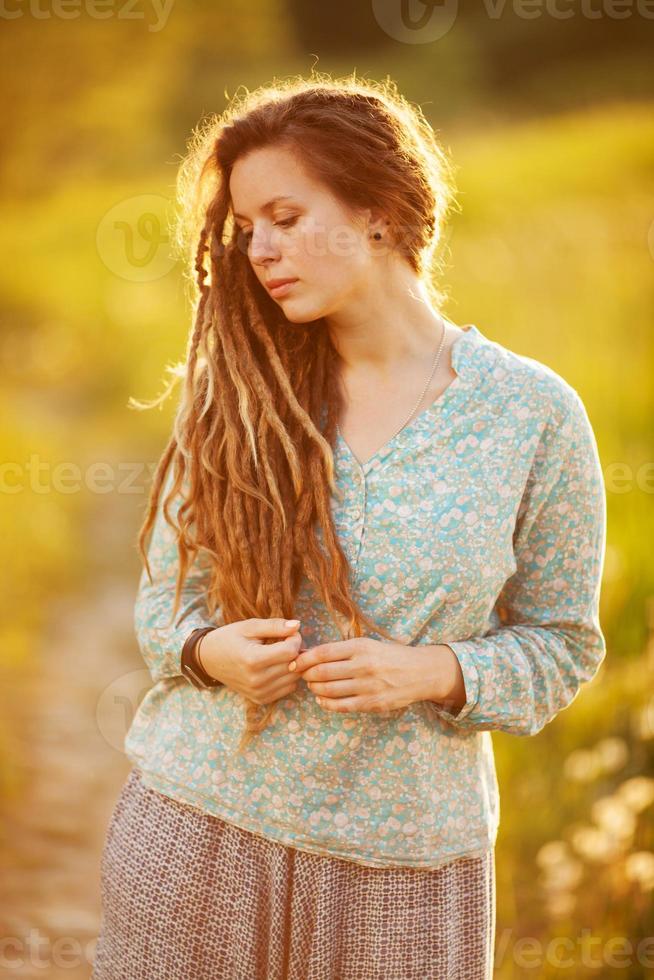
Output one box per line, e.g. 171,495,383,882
232,195,296,221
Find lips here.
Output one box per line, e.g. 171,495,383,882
267,278,299,299
266,278,298,292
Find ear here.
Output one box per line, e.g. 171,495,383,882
351,205,391,244
367,207,391,239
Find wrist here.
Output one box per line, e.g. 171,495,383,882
181,627,222,689
415,643,466,714
195,630,215,676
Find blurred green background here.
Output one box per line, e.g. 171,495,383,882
0,3,653,976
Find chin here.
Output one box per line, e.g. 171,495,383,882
278,305,304,323
281,302,321,324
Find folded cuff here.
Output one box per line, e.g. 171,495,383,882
425,640,481,725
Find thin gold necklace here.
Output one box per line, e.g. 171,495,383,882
336,316,447,446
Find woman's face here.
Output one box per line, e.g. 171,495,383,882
229,144,377,322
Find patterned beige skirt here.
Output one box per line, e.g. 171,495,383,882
91,766,496,979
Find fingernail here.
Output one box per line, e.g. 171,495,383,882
285,619,300,628
288,661,297,672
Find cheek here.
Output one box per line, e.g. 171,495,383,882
307,252,366,305
300,217,365,271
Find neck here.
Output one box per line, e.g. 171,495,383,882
325,272,447,381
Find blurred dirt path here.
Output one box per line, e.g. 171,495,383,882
0,491,145,979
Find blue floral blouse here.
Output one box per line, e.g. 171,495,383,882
124,322,607,870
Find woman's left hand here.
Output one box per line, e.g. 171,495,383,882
289,636,451,713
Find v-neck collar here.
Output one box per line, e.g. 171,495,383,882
336,323,486,477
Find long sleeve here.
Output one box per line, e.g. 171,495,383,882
134,470,219,684
428,387,607,737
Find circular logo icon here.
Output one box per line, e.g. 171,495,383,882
96,193,177,281
372,0,459,44
95,668,153,752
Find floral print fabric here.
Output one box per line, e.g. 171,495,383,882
124,322,607,870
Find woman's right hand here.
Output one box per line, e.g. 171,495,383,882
197,618,305,704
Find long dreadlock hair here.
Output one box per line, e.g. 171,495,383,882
132,70,459,755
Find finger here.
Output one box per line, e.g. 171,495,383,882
290,640,354,674
263,673,301,702
314,695,372,713
301,660,356,683
305,678,360,698
286,644,308,673
256,632,304,669
242,617,301,639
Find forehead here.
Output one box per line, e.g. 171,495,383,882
229,145,324,218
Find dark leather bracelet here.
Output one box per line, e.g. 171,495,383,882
180,626,222,690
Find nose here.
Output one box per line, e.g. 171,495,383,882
249,224,281,266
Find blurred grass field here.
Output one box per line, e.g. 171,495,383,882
1,24,653,976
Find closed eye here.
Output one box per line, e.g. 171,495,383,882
275,217,298,230
239,216,298,244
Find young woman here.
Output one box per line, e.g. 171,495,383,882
92,73,607,979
